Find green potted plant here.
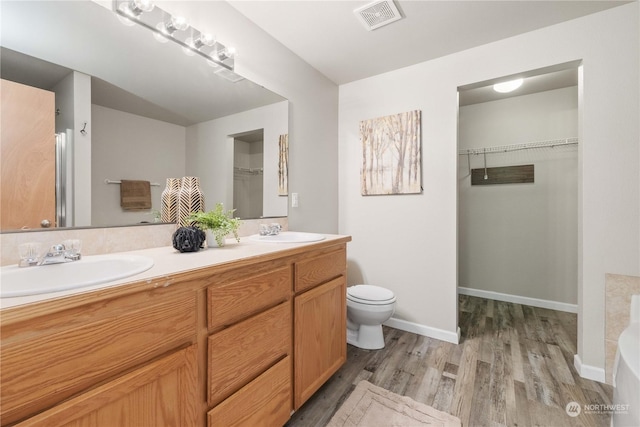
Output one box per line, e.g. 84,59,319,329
187,203,241,247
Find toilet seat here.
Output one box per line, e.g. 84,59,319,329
347,285,396,305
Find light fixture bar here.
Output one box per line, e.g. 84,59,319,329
114,0,235,71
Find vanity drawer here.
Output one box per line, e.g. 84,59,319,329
207,355,292,427
294,246,346,293
207,266,291,330
208,300,291,406
1,287,197,426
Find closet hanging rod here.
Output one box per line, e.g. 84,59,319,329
233,166,263,174
458,137,578,156
104,179,161,186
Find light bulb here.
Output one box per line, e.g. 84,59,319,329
197,33,215,48
493,78,523,93
186,33,215,50
215,46,236,62
119,0,153,19
167,16,189,32
158,15,189,36
132,0,154,13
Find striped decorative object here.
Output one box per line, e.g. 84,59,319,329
177,176,205,226
160,178,181,223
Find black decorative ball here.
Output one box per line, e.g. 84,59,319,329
172,226,206,253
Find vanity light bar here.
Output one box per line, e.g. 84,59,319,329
114,0,236,72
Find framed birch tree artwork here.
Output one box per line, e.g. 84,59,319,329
360,110,422,195
278,133,289,196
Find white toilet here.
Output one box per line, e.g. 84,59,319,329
346,284,397,350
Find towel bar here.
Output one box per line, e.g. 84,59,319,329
105,179,161,187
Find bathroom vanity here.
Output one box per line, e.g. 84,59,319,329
0,235,350,426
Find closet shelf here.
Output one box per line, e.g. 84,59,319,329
458,137,578,156
234,166,263,175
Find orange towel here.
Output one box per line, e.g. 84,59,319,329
120,180,151,210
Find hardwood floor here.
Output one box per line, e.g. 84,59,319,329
286,295,613,427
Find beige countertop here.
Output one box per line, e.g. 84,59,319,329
1,234,350,310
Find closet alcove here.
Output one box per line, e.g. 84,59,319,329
457,65,579,313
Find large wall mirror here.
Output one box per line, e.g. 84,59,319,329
0,1,288,232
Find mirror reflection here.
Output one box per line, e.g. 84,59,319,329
233,130,264,219
0,1,288,232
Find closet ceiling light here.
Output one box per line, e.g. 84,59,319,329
493,78,523,93
114,0,240,79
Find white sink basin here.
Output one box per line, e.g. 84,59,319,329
1,254,154,298
249,231,326,243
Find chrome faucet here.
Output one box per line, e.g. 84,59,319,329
39,244,71,265
259,223,282,236
19,242,82,267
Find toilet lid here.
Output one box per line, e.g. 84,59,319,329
347,285,396,304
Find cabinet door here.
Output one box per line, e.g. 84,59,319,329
294,276,346,409
207,266,291,330
294,247,346,293
1,288,196,425
14,346,198,427
208,356,291,427
208,301,291,406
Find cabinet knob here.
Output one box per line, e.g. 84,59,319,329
40,219,51,228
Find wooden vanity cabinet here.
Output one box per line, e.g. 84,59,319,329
0,286,198,427
0,238,350,427
293,246,347,409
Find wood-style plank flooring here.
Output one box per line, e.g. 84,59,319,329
286,295,613,427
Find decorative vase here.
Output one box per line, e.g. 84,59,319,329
160,178,181,223
177,177,205,226
205,230,226,248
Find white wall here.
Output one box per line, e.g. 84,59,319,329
186,101,288,218
458,87,578,306
339,3,639,377
91,105,186,226
72,72,92,227
339,66,460,342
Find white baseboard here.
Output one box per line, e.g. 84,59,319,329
457,287,578,313
574,354,606,383
384,317,461,344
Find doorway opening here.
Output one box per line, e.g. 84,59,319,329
233,129,264,219
456,62,581,334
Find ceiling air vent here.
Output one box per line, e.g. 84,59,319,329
354,0,403,31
